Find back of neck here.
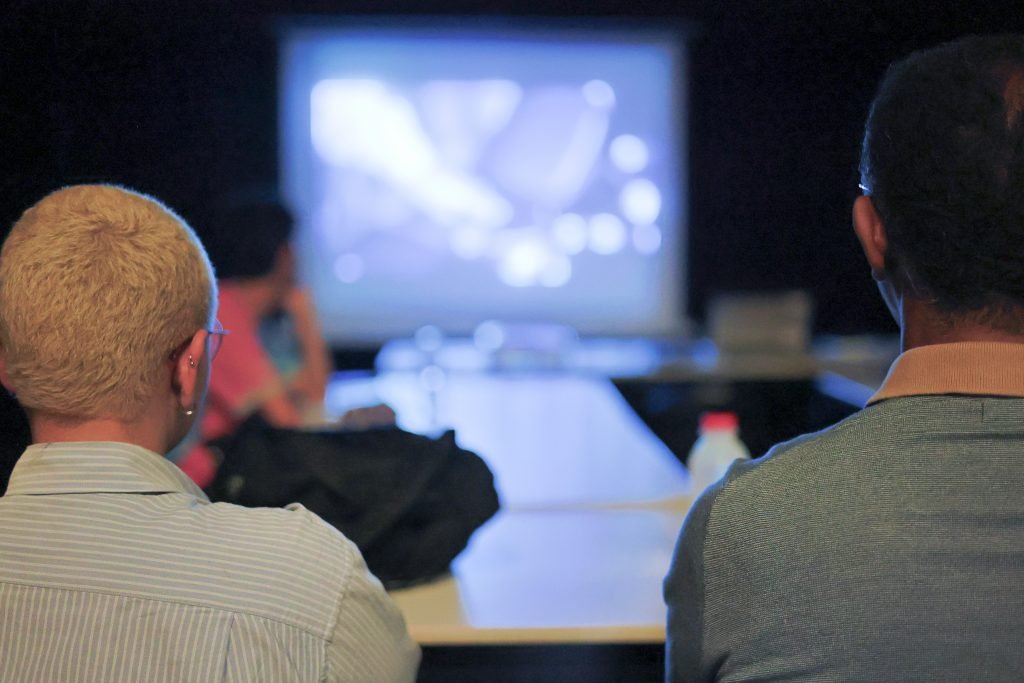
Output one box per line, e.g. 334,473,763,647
901,298,1024,351
30,414,168,455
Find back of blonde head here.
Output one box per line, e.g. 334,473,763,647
0,185,215,421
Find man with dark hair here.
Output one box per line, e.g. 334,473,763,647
178,197,498,589
665,35,1024,681
178,198,343,486
182,197,394,486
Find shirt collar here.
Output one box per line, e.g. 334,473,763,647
868,341,1024,405
4,441,208,500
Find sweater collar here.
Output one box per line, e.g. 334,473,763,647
868,342,1024,405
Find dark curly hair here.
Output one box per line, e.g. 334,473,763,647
860,34,1024,331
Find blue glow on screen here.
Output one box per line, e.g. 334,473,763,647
281,24,687,344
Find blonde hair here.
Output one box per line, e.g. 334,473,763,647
0,185,216,421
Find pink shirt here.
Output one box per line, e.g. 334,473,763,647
179,284,284,488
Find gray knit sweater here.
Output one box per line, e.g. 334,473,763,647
665,395,1024,682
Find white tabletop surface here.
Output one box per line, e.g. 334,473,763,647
389,503,692,645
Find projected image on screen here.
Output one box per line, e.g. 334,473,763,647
281,25,686,344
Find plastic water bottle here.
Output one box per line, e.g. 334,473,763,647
687,411,750,495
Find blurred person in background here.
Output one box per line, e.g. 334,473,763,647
181,195,497,589
179,197,393,487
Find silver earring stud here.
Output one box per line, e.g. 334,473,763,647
184,407,195,416
188,354,195,368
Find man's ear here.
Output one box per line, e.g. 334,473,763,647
852,195,889,281
171,329,209,412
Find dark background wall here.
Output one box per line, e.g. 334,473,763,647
3,0,1024,342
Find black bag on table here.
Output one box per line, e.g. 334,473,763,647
205,414,500,589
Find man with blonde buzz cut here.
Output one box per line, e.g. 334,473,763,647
0,185,420,682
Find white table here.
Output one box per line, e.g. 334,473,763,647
390,504,691,645
326,370,695,645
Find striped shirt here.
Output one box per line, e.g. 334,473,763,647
0,441,420,682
